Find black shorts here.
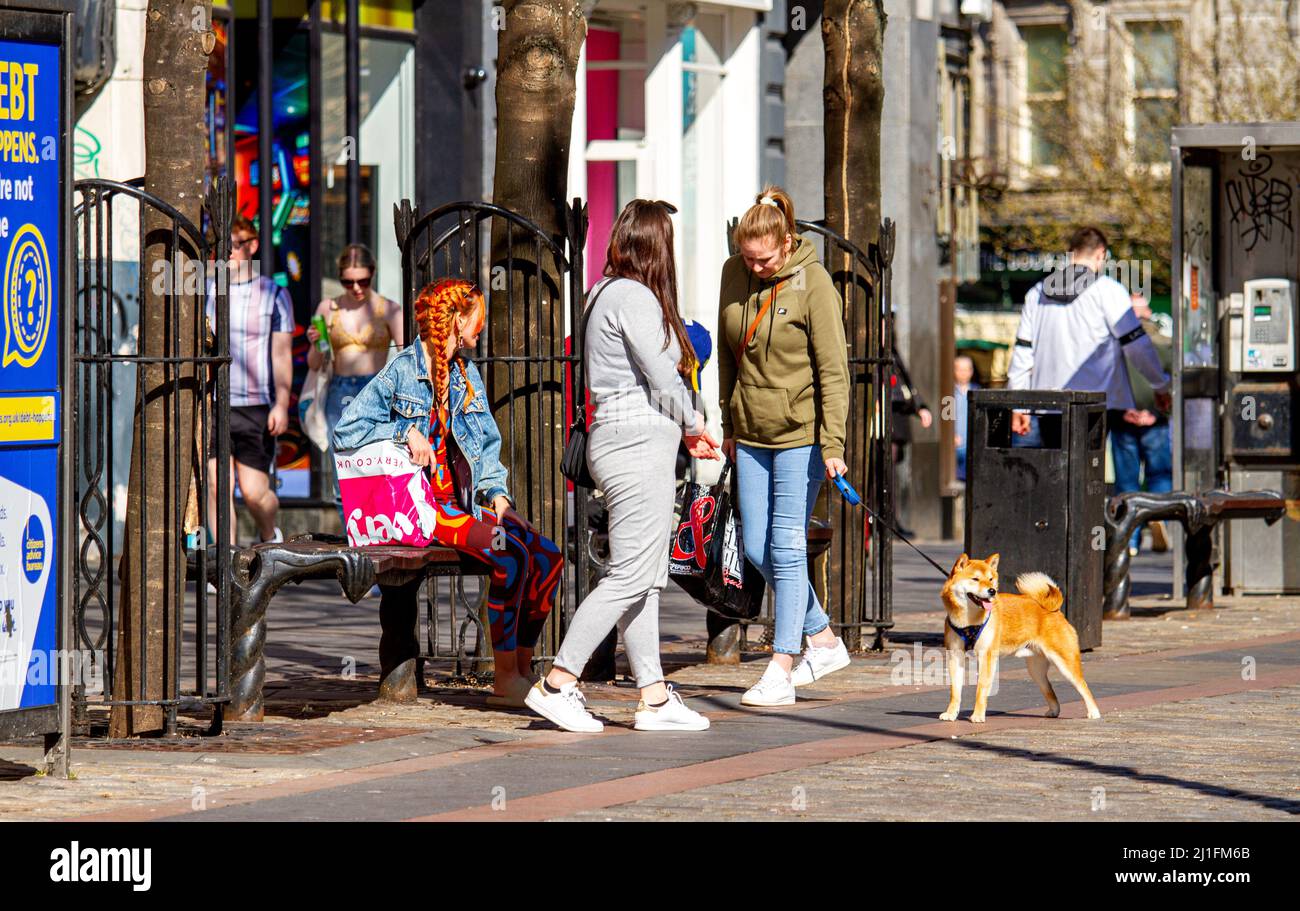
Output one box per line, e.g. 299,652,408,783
210,405,277,473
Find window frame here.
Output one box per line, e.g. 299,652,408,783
1123,18,1181,174
1018,22,1071,179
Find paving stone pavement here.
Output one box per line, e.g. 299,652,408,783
2,546,1298,822
555,686,1300,821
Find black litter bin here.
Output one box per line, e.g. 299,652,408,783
965,390,1106,650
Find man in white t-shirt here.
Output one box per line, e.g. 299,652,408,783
1008,226,1171,444
206,216,294,545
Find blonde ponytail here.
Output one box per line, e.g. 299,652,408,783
735,185,797,248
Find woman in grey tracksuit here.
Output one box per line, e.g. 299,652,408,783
524,199,721,734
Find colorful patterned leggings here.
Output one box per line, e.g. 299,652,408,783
429,499,563,652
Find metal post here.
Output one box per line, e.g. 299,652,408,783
51,2,76,776
257,0,273,276
878,219,896,650
346,0,361,243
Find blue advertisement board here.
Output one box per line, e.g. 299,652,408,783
0,37,61,713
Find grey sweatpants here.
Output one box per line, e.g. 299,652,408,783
553,418,680,688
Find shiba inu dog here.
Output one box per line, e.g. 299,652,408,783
939,553,1101,723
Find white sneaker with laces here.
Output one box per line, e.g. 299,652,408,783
524,680,604,733
790,636,851,687
634,684,710,731
741,664,795,707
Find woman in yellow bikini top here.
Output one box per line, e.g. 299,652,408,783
305,243,406,519
327,295,392,360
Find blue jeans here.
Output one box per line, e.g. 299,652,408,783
326,373,376,525
1111,419,1172,550
735,443,831,655
1011,414,1045,448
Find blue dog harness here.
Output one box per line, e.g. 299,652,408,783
947,616,989,651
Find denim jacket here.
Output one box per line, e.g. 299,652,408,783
332,339,510,520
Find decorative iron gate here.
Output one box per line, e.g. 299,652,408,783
72,177,232,733
393,198,588,670
728,218,897,650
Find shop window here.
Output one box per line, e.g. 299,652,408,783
319,0,415,30
320,33,414,307
205,18,230,191
232,18,315,496
681,13,727,322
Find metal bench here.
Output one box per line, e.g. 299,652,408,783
1102,489,1287,619
208,535,489,721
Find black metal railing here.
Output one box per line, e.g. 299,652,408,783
72,177,233,734
393,198,588,671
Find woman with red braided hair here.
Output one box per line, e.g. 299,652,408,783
334,278,562,706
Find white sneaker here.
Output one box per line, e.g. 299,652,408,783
524,680,604,733
790,636,851,687
741,664,795,707
266,527,284,544
634,685,710,731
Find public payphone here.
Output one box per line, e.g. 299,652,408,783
1228,279,1297,373
1171,124,1300,596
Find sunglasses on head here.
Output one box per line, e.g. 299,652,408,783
341,277,372,289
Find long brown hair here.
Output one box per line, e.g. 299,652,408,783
603,199,696,377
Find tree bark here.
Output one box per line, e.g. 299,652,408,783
487,0,585,654
823,0,885,252
111,1,212,737
822,0,886,652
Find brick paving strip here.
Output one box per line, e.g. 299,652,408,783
411,666,1300,822
53,631,1299,822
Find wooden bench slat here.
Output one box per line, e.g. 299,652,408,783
245,541,489,577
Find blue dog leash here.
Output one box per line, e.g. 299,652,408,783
831,472,950,579
833,471,986,648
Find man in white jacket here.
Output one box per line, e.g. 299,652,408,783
1008,226,1171,442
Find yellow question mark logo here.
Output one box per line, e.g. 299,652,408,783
3,223,51,368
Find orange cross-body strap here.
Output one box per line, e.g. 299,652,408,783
735,279,783,362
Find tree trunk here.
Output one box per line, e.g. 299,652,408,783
823,0,885,251
822,0,886,652
487,1,585,653
111,1,213,737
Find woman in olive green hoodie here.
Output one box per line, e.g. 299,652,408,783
718,186,853,707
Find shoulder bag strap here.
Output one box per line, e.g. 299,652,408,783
578,278,615,392
734,279,783,364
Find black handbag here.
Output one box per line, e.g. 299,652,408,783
562,279,614,490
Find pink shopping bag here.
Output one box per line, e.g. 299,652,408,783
335,440,439,547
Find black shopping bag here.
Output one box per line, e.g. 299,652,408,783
668,463,765,620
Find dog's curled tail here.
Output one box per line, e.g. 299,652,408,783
1016,572,1063,612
